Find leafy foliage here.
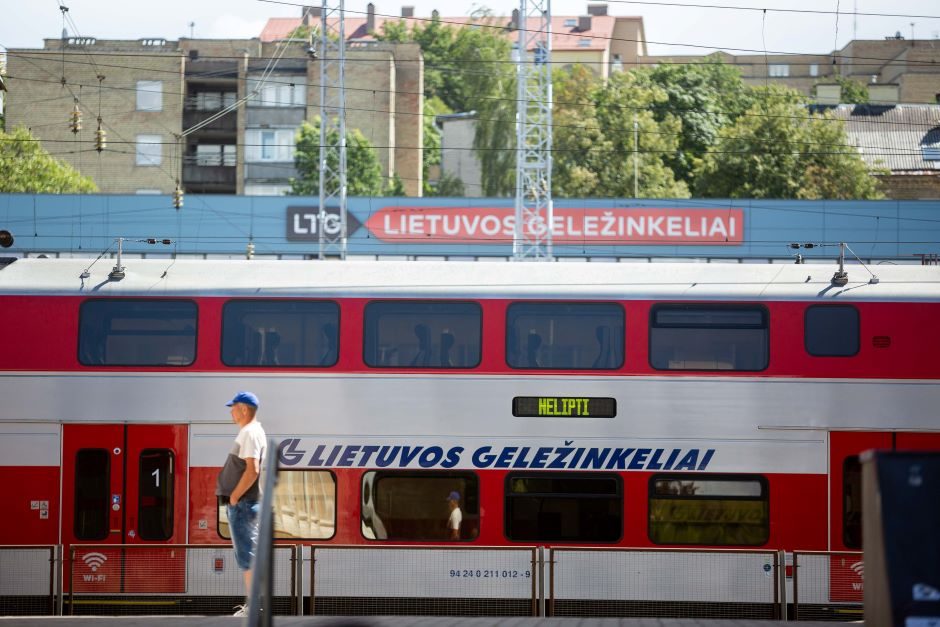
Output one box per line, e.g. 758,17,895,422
813,75,870,104
0,126,97,193
290,118,385,196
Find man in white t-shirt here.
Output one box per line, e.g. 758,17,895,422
215,391,267,616
446,491,462,540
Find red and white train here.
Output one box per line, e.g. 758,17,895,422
1,257,938,605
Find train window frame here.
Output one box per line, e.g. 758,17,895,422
648,303,769,372
360,470,480,542
220,299,341,368
504,472,624,543
137,448,175,541
78,298,199,367
647,473,770,547
217,469,337,541
74,448,110,541
842,456,862,549
804,305,860,357
363,300,483,369
505,301,626,370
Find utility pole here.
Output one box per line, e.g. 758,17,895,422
513,0,553,260
318,0,348,259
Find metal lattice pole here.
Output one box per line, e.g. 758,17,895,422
513,0,553,260
318,0,348,259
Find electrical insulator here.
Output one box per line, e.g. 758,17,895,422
246,241,255,260
173,186,184,210
70,100,82,134
94,118,106,152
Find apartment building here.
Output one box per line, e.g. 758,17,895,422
5,36,423,195
261,3,647,80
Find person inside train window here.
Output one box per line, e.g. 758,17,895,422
526,331,542,368
261,328,281,366
440,330,455,367
446,490,462,540
411,323,432,367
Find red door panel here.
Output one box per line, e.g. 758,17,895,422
63,424,187,594
895,433,940,451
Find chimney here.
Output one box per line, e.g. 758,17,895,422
578,15,592,32
432,9,440,21
401,5,414,17
869,83,900,105
815,83,842,105
510,8,520,30
587,3,608,16
367,2,376,32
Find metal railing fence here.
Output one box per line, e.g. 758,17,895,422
793,550,864,621
0,545,56,616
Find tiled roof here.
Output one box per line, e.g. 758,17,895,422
819,104,940,172
261,14,626,51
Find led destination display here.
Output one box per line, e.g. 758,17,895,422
512,396,616,418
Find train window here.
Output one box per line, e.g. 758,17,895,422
361,471,479,541
364,301,481,368
138,449,174,540
843,456,862,548
505,473,622,542
219,470,336,540
74,449,110,540
506,302,624,369
648,475,769,546
78,299,197,366
649,305,768,371
222,300,340,367
805,305,860,357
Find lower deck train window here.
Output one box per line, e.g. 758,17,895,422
648,475,769,546
843,456,862,548
649,305,768,371
361,471,479,541
505,473,622,542
219,470,336,540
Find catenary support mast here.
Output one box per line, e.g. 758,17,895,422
513,0,553,260
318,0,348,259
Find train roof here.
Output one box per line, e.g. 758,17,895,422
1,258,939,301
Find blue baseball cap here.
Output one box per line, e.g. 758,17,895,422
226,391,259,408
446,491,460,502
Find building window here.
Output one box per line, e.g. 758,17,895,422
135,134,163,166
563,18,577,27
361,471,479,541
649,475,769,546
78,299,197,366
245,129,295,162
220,470,336,540
506,302,624,369
135,189,162,195
244,184,291,196
805,305,859,357
248,76,306,107
768,64,790,77
195,144,236,166
505,473,622,542
136,80,163,111
221,300,340,367
649,304,768,371
364,301,482,368
578,38,592,47
809,63,819,77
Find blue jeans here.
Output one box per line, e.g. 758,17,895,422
227,500,260,571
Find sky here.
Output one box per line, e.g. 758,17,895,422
1,0,938,57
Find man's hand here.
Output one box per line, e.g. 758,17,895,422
230,494,240,506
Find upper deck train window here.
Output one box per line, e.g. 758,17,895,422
222,300,339,367
805,305,859,357
648,475,769,546
505,473,622,542
649,305,768,371
364,301,481,368
506,302,624,369
78,299,197,366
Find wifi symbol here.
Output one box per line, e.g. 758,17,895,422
850,561,864,578
82,552,108,573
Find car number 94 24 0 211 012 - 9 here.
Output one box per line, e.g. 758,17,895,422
449,569,531,578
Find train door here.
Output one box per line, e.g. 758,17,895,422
62,424,188,593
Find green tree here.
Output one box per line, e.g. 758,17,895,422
694,86,883,199
0,126,97,193
289,118,386,196
812,75,869,104
631,58,752,185
552,66,690,198
422,96,451,195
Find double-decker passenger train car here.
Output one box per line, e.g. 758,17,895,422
1,257,938,607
